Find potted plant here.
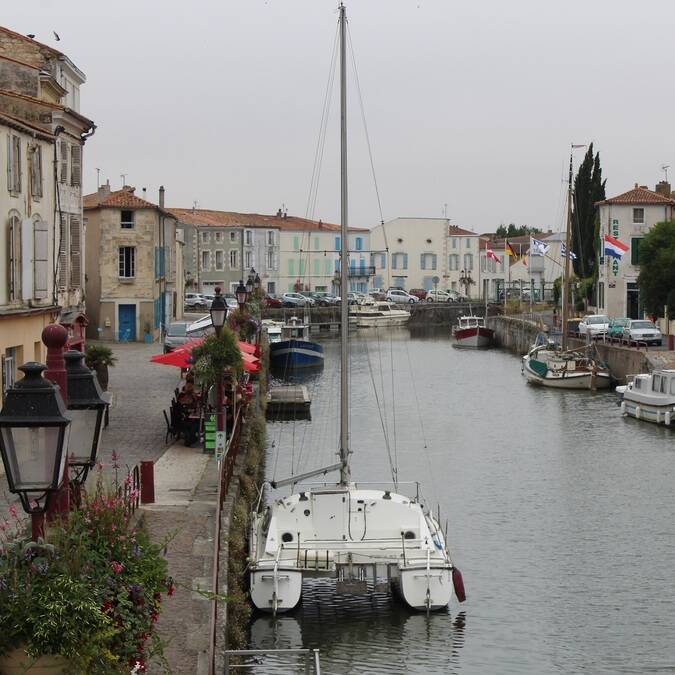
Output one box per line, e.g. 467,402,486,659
84,344,117,391
0,469,172,674
190,327,243,386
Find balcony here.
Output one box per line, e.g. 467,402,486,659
335,265,376,278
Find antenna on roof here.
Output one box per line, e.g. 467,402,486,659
443,202,448,218
120,173,127,187
95,168,101,187
193,200,198,213
662,164,670,182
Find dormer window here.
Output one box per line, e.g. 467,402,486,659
633,208,645,224
120,210,134,229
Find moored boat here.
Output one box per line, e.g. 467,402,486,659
269,317,324,369
349,300,410,328
619,369,675,425
452,315,493,348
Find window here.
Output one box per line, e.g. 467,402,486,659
245,230,253,245
267,230,275,246
448,254,460,271
201,250,209,271
229,249,238,269
2,347,17,402
215,250,224,270
119,246,135,278
120,210,134,228
58,140,68,184
245,250,253,268
7,135,21,192
30,145,42,198
7,215,21,300
33,218,48,299
630,237,643,266
463,253,474,270
289,259,295,276
70,144,81,186
293,236,300,251
201,231,209,244
335,236,341,251
313,259,320,276
229,231,237,242
392,253,407,270
267,281,276,294
632,208,645,224
69,216,81,288
267,250,274,269
481,256,486,273
215,232,223,243
355,237,363,251
598,282,604,309
465,238,471,248
451,238,457,249
314,236,320,250
380,254,386,269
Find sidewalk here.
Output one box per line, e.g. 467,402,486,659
143,442,219,675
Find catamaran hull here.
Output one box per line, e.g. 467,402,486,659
523,359,611,389
454,326,493,349
395,566,454,611
270,340,324,369
250,568,303,614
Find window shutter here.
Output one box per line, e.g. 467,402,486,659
420,254,425,270
69,216,81,288
8,217,20,300
21,218,33,300
70,144,81,186
392,255,397,270
432,254,437,270
33,219,49,299
13,137,21,192
6,135,11,191
58,214,68,289
403,254,408,269
30,146,43,198
59,140,68,184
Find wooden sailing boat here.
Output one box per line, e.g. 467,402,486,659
249,4,465,614
522,147,611,389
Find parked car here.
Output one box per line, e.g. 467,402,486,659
386,289,419,304
446,290,468,302
223,293,238,310
425,289,453,303
369,289,386,301
298,292,316,306
577,314,610,337
201,294,214,307
311,292,340,306
622,319,662,346
264,294,284,308
347,292,368,305
184,293,207,309
408,288,428,301
281,292,307,307
608,317,630,338
163,321,189,353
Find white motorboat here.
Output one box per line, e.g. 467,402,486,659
249,4,465,615
618,369,675,425
452,315,493,348
349,300,410,328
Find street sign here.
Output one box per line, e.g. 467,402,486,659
432,276,440,284
215,431,226,461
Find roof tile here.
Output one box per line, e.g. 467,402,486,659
597,185,675,206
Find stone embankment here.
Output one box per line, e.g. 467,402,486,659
487,315,675,383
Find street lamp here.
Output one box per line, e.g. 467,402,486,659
0,362,71,539
64,350,111,485
245,270,254,295
254,273,261,291
235,279,248,311
209,286,227,337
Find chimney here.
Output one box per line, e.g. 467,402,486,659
276,208,282,217
98,179,111,198
142,187,147,200
159,185,165,209
655,181,671,197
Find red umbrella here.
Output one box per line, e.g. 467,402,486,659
150,339,258,369
238,341,257,355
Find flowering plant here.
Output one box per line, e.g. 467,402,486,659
0,468,172,674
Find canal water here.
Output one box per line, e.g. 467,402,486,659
252,327,675,675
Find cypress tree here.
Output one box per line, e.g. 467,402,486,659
571,144,606,277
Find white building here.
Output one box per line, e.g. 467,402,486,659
369,218,481,296
596,183,675,318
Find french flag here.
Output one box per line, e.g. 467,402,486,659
603,235,629,259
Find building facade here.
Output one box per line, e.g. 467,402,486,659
596,183,675,319
84,184,182,341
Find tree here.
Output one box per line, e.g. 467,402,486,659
571,143,606,277
495,223,539,238
637,220,675,317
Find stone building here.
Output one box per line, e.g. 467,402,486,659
596,183,675,319
84,183,182,342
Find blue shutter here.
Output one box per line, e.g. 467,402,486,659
356,237,363,251
420,254,426,270
403,254,408,270
392,254,397,270
381,254,386,269
432,254,437,270
335,236,341,251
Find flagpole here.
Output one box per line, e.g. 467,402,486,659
562,147,574,351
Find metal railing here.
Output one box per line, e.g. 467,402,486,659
224,649,321,674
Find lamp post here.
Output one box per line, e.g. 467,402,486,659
0,363,71,540
254,273,261,292
235,279,248,312
64,350,111,487
245,270,254,296
209,287,228,452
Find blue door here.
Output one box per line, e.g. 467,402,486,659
118,304,136,342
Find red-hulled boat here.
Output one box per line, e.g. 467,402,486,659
452,314,494,348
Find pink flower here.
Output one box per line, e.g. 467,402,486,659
8,505,17,518
111,561,124,574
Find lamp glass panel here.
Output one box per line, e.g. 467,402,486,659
68,408,101,464
210,308,226,328
0,426,66,490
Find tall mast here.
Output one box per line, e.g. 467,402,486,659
561,147,573,351
339,3,350,485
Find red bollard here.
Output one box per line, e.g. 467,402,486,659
140,461,155,504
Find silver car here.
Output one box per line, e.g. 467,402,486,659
386,289,419,304
578,314,609,337
622,319,662,346
281,292,307,307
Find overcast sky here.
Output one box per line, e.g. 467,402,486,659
7,1,675,232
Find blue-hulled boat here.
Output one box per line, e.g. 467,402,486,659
269,316,324,369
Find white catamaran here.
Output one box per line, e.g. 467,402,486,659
249,4,465,615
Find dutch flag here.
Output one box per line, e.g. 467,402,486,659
603,235,629,259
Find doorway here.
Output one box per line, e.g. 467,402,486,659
118,304,137,341
626,282,640,319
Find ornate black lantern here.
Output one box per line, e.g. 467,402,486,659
0,363,71,513
235,279,248,310
254,273,261,291
209,286,227,336
245,270,255,295
64,350,111,484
